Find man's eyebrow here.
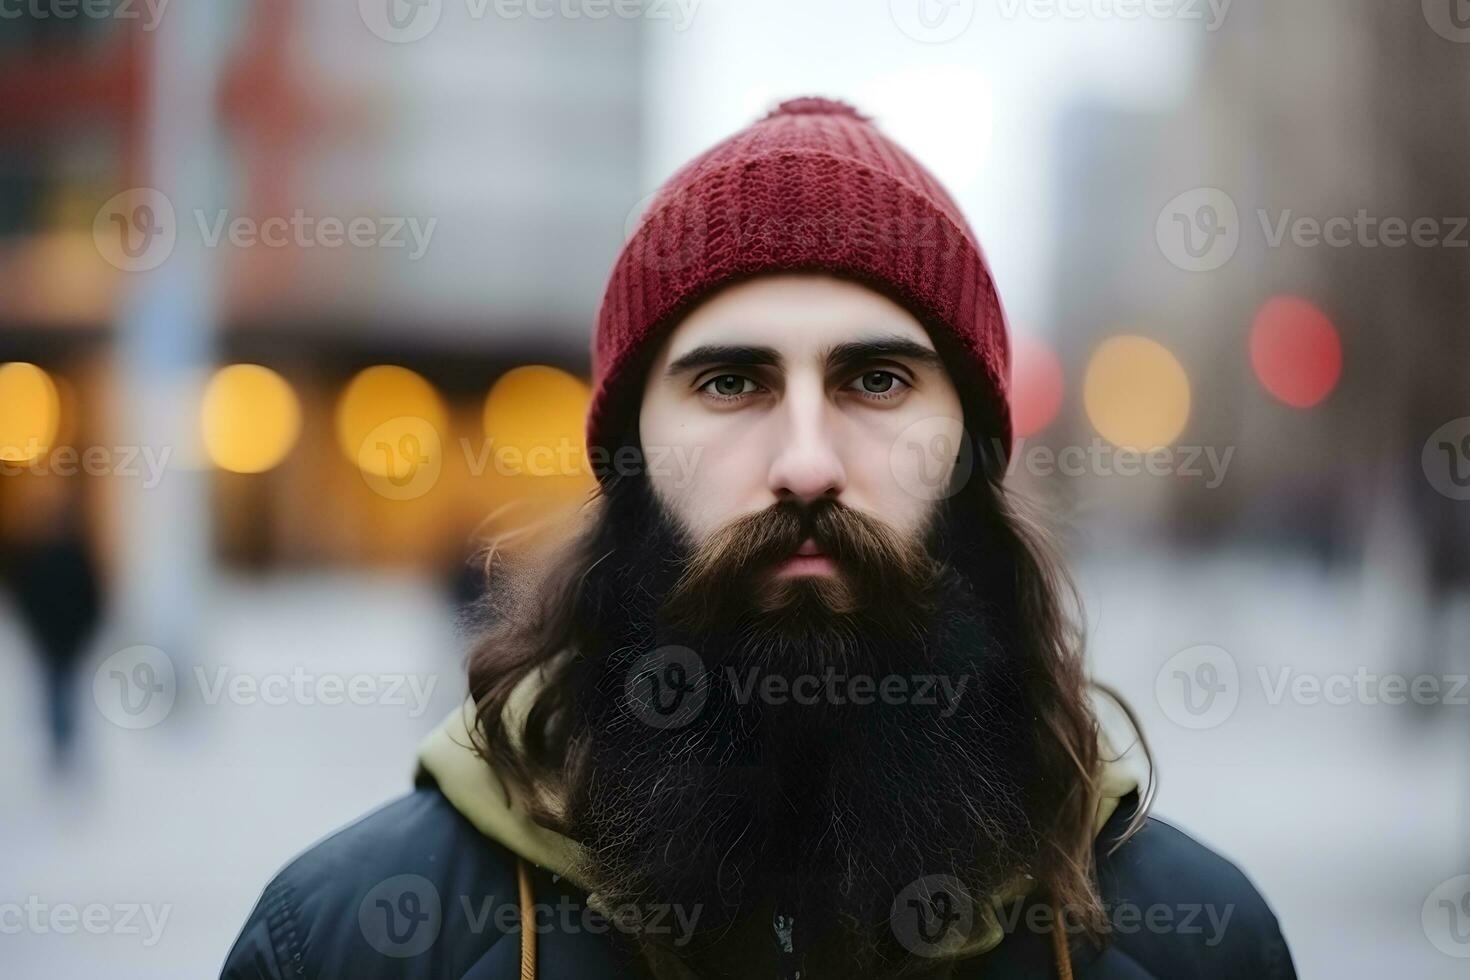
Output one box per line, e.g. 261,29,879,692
663,336,939,377
826,336,943,372
665,344,783,376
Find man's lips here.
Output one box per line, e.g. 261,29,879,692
774,538,837,577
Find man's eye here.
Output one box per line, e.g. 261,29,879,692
700,374,757,398
849,370,906,396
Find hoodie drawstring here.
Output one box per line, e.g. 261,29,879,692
1050,900,1075,980
518,858,537,979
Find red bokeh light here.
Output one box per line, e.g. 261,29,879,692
1249,296,1342,408
1009,333,1065,438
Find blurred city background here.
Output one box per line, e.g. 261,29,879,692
2,0,1467,976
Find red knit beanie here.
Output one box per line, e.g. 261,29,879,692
588,95,1012,468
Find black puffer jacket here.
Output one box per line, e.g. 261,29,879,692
222,775,1295,979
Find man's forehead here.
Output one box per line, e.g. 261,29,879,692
659,275,938,365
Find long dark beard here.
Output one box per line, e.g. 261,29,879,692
555,483,1046,979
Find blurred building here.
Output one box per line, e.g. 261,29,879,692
1045,0,1469,584
1,1,645,593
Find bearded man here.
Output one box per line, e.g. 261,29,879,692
223,97,1295,980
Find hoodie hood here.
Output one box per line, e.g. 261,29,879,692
416,675,1151,958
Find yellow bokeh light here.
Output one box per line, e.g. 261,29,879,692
201,364,302,474
479,366,594,542
336,365,448,478
482,365,591,479
0,362,61,463
1083,336,1191,451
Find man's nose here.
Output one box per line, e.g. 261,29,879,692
766,389,847,504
